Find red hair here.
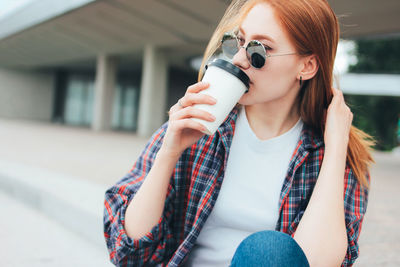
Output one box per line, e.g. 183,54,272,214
199,0,374,187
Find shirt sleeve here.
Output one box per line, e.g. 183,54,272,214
341,167,370,267
103,122,176,266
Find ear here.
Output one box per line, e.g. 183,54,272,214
297,55,319,81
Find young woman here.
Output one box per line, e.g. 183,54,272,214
104,0,374,266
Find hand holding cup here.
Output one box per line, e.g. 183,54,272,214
159,81,217,158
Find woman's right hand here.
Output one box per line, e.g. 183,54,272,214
158,81,217,158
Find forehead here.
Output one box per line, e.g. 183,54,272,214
240,3,287,42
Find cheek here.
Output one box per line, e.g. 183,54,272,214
259,61,298,87
242,62,298,100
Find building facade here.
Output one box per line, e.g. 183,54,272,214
0,0,399,136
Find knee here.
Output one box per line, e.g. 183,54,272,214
230,230,309,267
234,231,298,256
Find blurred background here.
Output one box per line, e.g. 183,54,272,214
0,0,399,266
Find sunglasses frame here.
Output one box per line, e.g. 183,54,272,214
221,33,298,69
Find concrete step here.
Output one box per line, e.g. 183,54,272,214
0,191,112,267
0,159,109,250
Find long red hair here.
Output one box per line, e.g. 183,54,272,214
199,0,374,188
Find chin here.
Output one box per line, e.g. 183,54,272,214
238,92,256,105
237,97,248,106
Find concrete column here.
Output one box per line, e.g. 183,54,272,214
92,54,117,131
137,45,168,136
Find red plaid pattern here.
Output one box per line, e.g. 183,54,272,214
104,107,369,267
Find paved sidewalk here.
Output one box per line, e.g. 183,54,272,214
1,118,399,266
355,152,400,267
0,118,149,187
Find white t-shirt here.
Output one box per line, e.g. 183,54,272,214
184,106,303,267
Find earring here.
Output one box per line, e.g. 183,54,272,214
299,76,303,87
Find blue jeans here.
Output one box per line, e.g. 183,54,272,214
230,230,310,267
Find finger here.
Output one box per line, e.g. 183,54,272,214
345,105,353,118
186,81,210,94
177,98,184,108
338,90,344,100
180,93,217,107
168,102,181,116
170,107,216,122
332,88,344,100
330,90,344,107
173,118,207,133
168,96,191,115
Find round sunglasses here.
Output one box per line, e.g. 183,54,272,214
221,33,298,69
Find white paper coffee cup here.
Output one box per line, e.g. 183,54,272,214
191,59,250,135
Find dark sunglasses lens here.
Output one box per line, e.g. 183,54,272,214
222,34,238,59
247,41,266,68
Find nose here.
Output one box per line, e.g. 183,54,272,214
232,46,250,70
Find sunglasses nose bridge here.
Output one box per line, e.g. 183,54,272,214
237,44,250,59
234,37,246,53
231,37,247,56
236,41,250,57
239,44,254,65
231,44,251,69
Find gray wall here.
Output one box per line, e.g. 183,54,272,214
0,68,55,121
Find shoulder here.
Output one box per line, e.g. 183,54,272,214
289,123,325,172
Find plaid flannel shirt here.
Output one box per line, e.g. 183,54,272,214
104,106,369,267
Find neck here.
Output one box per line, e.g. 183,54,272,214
244,97,300,140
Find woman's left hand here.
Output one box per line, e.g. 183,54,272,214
324,88,353,150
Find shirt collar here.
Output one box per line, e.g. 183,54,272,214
216,105,240,148
299,123,324,151
218,105,324,152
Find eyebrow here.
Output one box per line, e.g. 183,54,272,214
239,27,276,44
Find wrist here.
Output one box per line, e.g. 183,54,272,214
156,147,182,163
324,144,348,161
325,137,348,154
